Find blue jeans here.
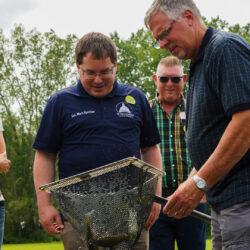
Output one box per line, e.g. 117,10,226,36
149,203,206,250
0,206,5,250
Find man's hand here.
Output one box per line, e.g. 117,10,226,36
38,204,64,234
0,152,10,173
140,144,162,229
145,202,161,230
163,178,204,219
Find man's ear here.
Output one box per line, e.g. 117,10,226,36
182,9,194,26
113,61,118,73
183,74,188,84
76,62,80,74
153,74,158,85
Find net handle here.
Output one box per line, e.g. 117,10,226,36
153,195,211,223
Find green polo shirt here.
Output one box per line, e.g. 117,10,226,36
150,98,192,195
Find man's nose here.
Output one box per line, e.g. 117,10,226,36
93,74,103,82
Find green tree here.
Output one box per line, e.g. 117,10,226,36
111,29,169,99
0,24,77,241
111,29,191,99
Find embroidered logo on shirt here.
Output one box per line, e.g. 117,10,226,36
125,95,136,105
71,110,95,118
116,102,134,118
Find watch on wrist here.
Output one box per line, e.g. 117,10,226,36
193,174,208,192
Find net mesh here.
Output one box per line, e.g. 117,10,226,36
40,157,165,249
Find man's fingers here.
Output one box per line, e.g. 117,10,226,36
146,214,158,230
145,205,160,230
52,214,64,233
53,223,63,233
55,216,64,230
163,195,177,214
43,221,62,234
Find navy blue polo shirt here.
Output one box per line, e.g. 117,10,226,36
186,27,250,211
33,80,161,179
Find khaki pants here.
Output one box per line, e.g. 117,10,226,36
61,221,149,250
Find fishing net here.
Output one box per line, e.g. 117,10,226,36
40,157,165,249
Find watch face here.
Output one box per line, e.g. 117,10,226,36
193,175,207,191
197,180,205,189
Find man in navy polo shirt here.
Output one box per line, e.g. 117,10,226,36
144,0,250,249
33,32,162,250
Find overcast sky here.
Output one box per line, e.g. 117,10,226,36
1,0,249,39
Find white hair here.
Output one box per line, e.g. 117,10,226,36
144,0,203,28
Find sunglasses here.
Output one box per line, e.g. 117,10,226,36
157,76,183,84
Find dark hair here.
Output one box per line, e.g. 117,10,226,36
75,32,117,65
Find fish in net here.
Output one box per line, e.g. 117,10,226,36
40,157,210,249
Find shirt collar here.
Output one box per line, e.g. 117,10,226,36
189,27,217,81
75,79,127,98
106,80,127,97
194,26,217,63
156,96,185,109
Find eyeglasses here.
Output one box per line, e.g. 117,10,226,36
156,19,176,42
157,76,183,84
79,66,115,79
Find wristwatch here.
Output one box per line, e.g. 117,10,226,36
193,174,208,192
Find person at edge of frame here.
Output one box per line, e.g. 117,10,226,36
33,32,163,250
144,0,250,249
0,117,11,250
149,55,206,250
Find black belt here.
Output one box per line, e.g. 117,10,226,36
0,201,4,206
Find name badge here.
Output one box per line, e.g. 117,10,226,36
180,112,186,120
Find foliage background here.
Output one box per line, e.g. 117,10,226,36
0,17,249,242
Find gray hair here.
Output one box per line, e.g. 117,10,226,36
144,0,202,28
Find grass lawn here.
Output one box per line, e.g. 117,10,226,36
175,239,212,249
206,239,212,249
2,239,212,249
2,242,64,250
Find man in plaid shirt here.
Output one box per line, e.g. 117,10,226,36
149,56,206,250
